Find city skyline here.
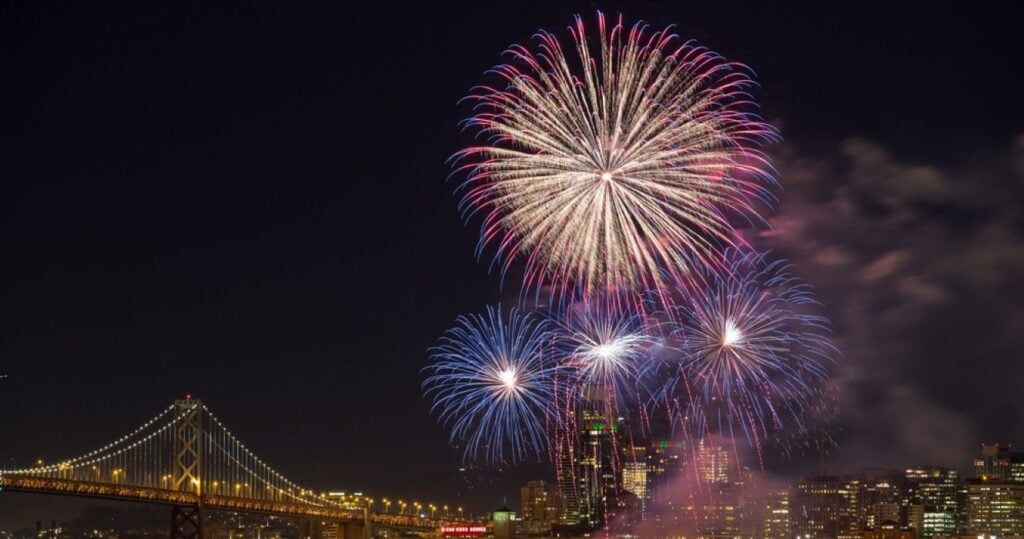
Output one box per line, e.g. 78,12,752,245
2,0,1022,535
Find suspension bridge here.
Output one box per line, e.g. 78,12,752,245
0,398,473,539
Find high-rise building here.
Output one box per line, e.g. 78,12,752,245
906,503,924,535
759,490,790,539
859,470,907,531
644,439,686,533
966,481,1024,536
791,475,860,539
974,443,1024,483
696,439,734,484
621,445,649,502
967,443,1024,536
553,387,625,532
621,462,647,497
696,481,743,538
520,480,559,534
553,409,582,529
691,439,746,539
904,466,963,538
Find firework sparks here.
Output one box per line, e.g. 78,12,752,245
551,299,661,418
669,252,835,449
423,306,559,463
454,12,778,298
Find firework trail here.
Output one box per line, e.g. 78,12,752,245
663,252,835,454
423,306,560,464
453,12,778,299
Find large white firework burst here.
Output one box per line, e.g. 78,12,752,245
454,12,778,297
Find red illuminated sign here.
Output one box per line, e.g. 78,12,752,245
440,525,487,537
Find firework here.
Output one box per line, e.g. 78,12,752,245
667,252,834,449
549,299,662,419
423,306,559,463
454,12,778,298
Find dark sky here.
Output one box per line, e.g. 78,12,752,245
1,0,1022,530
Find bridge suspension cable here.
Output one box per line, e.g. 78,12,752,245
1,399,348,510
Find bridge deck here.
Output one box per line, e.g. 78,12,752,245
0,475,451,529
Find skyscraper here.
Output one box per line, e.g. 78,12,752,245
974,443,1024,483
621,446,649,500
691,439,745,539
696,439,733,484
620,444,650,523
520,480,560,535
967,444,1024,536
791,475,860,539
644,439,686,533
858,469,906,531
553,387,625,532
904,466,963,537
966,481,1024,536
759,489,791,539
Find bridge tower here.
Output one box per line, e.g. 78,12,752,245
171,398,204,539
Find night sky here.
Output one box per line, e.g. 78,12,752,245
1,1,1022,530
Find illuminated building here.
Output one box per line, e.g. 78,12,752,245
967,444,1024,536
904,466,963,537
579,407,623,527
649,439,684,480
858,470,907,531
906,503,924,535
861,521,917,539
621,446,648,500
974,443,1024,483
791,475,860,539
696,439,733,484
553,410,582,530
690,439,746,538
966,481,1024,536
519,480,559,534
645,439,686,532
553,387,625,532
759,490,791,539
619,445,649,525
491,507,515,539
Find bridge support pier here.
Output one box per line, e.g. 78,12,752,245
341,521,367,539
300,518,325,539
170,505,203,539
